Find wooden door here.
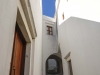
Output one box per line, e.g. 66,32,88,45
10,25,26,75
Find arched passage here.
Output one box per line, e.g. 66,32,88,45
46,55,63,75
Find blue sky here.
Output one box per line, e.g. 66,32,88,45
42,0,56,18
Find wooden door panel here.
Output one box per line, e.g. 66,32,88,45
10,25,26,75
14,32,23,75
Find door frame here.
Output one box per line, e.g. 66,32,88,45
9,0,36,75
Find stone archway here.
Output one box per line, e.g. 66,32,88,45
46,54,63,75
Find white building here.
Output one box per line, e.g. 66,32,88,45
0,0,100,75
0,0,42,75
42,15,63,75
54,0,100,75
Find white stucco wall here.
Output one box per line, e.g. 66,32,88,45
56,0,100,25
0,0,42,75
30,0,43,75
58,17,100,75
42,15,58,75
0,0,17,75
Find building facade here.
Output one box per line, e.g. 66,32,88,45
0,0,100,75
55,0,100,75
42,15,63,75
0,0,42,75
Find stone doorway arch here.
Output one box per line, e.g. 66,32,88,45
46,54,63,75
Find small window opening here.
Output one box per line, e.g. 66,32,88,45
62,13,64,20
47,26,53,35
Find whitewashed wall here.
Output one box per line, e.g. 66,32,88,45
30,0,43,75
55,0,100,75
0,0,17,75
0,0,43,75
42,15,58,75
56,0,100,25
58,17,100,75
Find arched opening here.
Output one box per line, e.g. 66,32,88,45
46,55,63,75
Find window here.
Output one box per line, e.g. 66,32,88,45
47,26,53,35
62,13,65,20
